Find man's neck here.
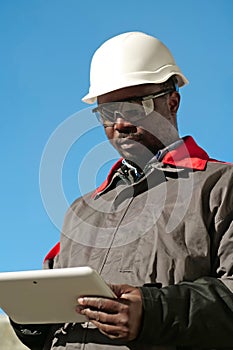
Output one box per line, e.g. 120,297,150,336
124,138,183,173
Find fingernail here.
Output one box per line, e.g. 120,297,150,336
78,297,84,304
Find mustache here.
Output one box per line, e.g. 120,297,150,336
116,133,143,140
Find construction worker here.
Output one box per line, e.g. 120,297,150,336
11,32,233,349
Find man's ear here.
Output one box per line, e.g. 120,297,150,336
168,91,180,113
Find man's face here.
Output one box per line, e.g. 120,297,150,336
97,84,180,168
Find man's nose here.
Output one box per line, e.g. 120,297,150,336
113,113,137,133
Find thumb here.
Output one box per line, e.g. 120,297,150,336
108,284,135,298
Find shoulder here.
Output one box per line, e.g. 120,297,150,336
205,159,233,180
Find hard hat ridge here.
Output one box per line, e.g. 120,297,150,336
82,31,188,104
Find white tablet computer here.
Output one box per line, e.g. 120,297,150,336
0,266,116,324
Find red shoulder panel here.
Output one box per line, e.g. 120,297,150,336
43,242,60,263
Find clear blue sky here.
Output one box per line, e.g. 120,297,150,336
0,0,232,284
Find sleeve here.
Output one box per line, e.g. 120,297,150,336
43,242,60,269
10,319,52,350
137,168,233,347
10,242,61,349
138,277,233,347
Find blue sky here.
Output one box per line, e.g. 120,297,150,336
0,0,232,289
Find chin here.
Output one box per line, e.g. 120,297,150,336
119,149,152,169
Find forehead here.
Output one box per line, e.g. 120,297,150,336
97,83,162,104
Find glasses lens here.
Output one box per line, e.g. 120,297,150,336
121,103,145,121
93,102,146,126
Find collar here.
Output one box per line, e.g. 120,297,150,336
162,136,209,170
155,139,184,161
93,136,210,196
93,158,123,194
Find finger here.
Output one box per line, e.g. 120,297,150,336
91,321,129,340
109,284,133,297
76,305,85,313
76,308,117,324
99,328,120,339
77,306,129,328
77,297,128,313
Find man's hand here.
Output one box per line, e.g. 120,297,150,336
76,284,143,341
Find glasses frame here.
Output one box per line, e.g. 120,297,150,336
92,87,176,126
126,87,176,103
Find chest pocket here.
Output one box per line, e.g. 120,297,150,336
103,229,159,286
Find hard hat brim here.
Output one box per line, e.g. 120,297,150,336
82,70,189,104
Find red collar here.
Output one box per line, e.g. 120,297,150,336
94,158,123,194
162,136,209,170
94,136,210,196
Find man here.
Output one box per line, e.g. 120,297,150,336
11,32,233,349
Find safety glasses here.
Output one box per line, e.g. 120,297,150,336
92,88,175,127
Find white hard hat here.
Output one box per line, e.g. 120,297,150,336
82,32,188,104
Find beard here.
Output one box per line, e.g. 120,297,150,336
110,135,156,169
